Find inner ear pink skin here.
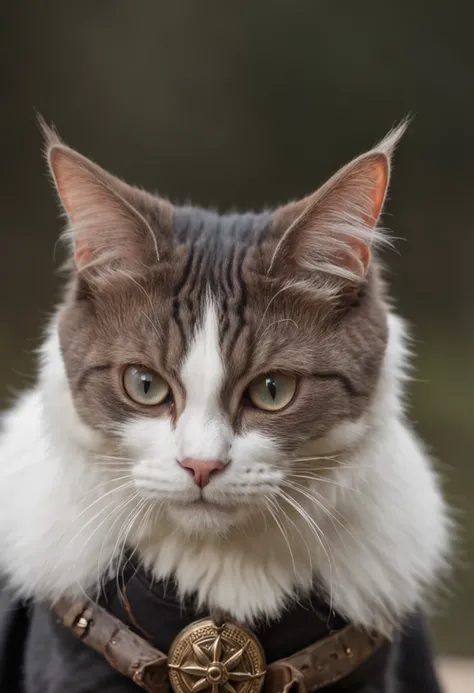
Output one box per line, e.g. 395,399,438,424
343,157,389,274
365,158,389,228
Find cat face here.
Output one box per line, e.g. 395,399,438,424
46,124,402,536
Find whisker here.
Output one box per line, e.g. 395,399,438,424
275,488,335,613
75,479,136,521
284,480,348,526
265,493,314,576
90,473,134,486
71,477,134,508
283,480,363,552
114,269,160,322
288,473,360,492
102,496,143,587
97,492,142,582
56,488,137,595
71,486,135,551
140,310,164,343
256,505,269,535
253,318,298,346
76,493,137,569
114,499,148,598
263,497,298,578
273,459,362,472
95,454,133,463
94,467,134,474
254,283,299,337
289,455,340,463
122,501,155,581
283,465,363,476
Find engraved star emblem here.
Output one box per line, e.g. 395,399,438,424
169,634,263,693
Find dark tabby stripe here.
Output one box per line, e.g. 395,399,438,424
170,207,273,359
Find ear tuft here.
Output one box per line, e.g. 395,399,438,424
269,122,409,298
373,117,411,160
37,113,63,157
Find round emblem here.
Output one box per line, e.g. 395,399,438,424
168,617,266,693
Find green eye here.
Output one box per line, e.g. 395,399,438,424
123,366,171,406
247,372,297,411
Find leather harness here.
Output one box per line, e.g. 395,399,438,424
53,598,388,693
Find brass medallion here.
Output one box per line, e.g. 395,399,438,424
168,617,266,693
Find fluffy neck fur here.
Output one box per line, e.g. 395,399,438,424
0,310,449,632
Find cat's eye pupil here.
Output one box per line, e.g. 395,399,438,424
142,375,152,394
266,376,277,401
123,365,171,406
246,372,297,412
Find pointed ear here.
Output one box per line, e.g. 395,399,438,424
269,122,407,293
42,122,162,275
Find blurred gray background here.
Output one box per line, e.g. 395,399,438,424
0,0,472,655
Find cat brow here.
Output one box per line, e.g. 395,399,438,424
312,371,367,398
76,363,113,391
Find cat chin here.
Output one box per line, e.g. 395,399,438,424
165,499,254,535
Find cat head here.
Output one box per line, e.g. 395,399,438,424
44,122,405,537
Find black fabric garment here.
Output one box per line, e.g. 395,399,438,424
0,566,444,693
0,583,30,693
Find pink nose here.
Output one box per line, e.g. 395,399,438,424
180,458,225,488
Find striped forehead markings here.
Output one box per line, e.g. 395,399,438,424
168,209,273,370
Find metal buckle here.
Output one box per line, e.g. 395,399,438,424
168,617,266,693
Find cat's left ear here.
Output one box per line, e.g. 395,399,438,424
269,122,407,292
41,120,170,277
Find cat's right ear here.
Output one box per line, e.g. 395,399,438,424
267,122,407,300
41,121,169,277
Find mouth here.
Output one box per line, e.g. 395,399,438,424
165,493,257,533
188,498,237,512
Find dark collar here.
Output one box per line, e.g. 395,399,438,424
101,562,348,663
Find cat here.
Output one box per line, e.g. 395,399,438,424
0,120,450,692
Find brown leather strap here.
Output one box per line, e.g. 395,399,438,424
54,598,169,691
266,625,387,692
53,599,388,693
